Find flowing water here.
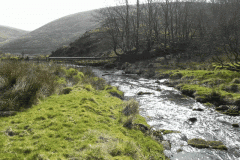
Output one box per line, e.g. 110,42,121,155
91,67,240,160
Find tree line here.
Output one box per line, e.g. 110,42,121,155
95,0,240,65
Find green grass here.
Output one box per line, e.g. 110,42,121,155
0,86,166,159
157,67,240,107
0,62,166,159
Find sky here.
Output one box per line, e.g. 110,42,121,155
0,0,139,31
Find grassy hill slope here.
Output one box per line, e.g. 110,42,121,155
0,25,29,47
0,10,99,55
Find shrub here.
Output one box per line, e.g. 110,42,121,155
65,68,78,78
0,61,68,111
82,76,106,90
91,77,106,90
122,99,139,117
84,84,93,91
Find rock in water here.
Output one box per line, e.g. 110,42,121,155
162,140,171,150
188,117,197,123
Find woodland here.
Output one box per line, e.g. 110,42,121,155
51,0,240,69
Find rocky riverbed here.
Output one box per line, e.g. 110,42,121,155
92,67,240,160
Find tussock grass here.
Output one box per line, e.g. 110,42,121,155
0,61,89,111
0,61,61,111
0,61,166,159
0,83,166,159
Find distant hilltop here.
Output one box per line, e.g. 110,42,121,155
0,9,99,55
0,25,29,47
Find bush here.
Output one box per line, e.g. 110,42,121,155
65,68,78,78
0,61,66,111
122,99,139,117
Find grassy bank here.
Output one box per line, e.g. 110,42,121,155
0,61,166,159
155,63,240,116
111,57,240,116
0,60,84,112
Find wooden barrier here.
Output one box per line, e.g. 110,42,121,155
48,57,118,61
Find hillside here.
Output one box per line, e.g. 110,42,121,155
0,10,99,55
0,25,29,46
50,29,113,57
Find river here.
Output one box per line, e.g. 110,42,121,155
91,67,240,160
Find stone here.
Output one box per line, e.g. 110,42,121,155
123,120,133,129
136,123,149,131
162,140,171,150
109,92,124,100
188,117,197,123
193,108,204,111
5,128,16,136
216,105,229,111
152,130,164,142
155,80,161,84
137,91,153,95
134,123,149,133
232,124,239,127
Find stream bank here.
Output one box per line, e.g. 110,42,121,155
97,58,240,117
0,62,168,159
92,67,240,160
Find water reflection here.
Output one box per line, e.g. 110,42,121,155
92,68,240,160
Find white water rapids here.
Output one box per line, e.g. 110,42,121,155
91,68,240,160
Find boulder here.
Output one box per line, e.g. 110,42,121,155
188,117,197,123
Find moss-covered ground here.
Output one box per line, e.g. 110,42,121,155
156,66,240,116
188,138,227,150
0,61,166,160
